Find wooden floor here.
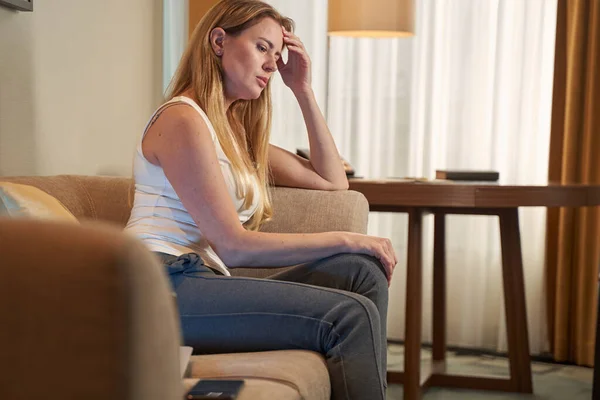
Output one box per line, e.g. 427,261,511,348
385,344,593,400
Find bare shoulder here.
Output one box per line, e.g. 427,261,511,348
142,102,211,165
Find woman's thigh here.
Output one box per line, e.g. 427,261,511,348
266,253,389,317
266,253,388,291
173,271,381,355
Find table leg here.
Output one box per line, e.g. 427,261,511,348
404,209,424,400
498,208,533,393
432,213,446,363
593,279,600,398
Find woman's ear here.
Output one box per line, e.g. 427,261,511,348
210,27,226,56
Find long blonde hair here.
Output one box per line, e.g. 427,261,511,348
166,0,294,231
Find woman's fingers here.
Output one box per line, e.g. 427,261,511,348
283,28,305,48
283,36,304,49
380,239,397,285
284,44,305,55
386,238,398,267
276,57,285,70
284,43,310,62
375,244,394,285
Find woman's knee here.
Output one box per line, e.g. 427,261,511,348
331,253,389,288
331,292,381,335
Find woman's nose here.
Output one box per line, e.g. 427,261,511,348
264,64,276,73
264,58,277,72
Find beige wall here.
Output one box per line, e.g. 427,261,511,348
0,0,163,176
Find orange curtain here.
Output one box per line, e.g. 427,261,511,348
546,0,600,366
189,1,219,38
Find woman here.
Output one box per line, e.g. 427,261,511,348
125,0,397,398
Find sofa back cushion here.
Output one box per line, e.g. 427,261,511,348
0,175,133,226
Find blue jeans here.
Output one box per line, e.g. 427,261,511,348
156,252,388,400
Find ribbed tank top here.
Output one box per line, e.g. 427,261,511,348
125,96,260,276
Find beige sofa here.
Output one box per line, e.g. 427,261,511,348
0,175,369,400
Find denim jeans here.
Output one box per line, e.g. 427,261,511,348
156,252,389,400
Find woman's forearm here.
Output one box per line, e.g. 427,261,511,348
216,229,350,268
295,89,348,189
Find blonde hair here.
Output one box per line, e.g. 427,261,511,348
166,0,294,231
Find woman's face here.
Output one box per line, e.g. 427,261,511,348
218,18,284,105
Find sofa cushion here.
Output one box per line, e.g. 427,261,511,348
0,182,78,222
187,350,330,400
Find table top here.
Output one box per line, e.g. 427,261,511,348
348,178,600,210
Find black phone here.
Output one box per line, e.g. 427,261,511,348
296,148,355,177
186,379,244,400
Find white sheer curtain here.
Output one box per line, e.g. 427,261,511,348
328,0,557,354
163,0,188,94
264,0,329,151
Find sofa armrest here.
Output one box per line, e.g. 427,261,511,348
230,188,369,278
260,187,369,235
0,219,182,400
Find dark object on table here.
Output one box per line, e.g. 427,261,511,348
435,169,500,182
186,379,244,399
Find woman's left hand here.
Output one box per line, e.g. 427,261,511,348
277,27,312,95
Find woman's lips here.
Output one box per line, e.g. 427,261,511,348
257,76,268,88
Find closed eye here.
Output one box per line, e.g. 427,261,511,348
258,36,282,59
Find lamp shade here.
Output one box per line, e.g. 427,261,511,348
328,0,414,37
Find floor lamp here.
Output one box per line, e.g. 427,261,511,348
325,0,414,126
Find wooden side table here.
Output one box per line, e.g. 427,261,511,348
348,178,600,400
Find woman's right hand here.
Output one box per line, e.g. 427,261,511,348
341,232,398,285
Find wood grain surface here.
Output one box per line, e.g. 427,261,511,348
349,179,600,209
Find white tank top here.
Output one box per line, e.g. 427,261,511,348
125,96,260,276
